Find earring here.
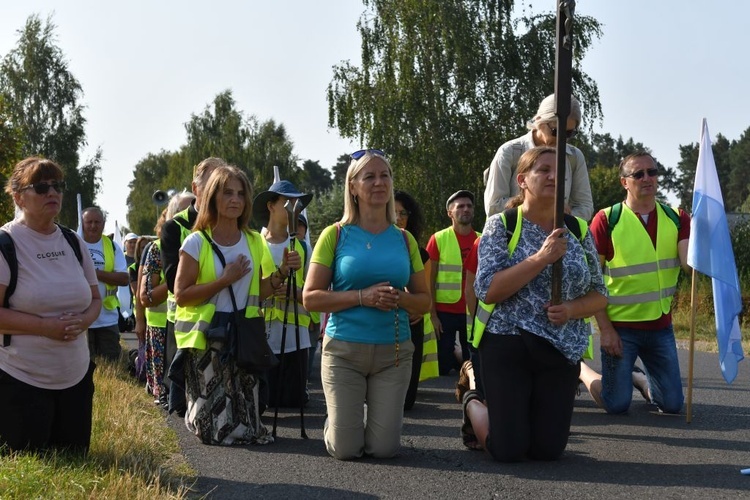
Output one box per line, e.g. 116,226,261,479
353,195,358,205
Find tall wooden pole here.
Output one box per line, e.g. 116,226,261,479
551,0,575,304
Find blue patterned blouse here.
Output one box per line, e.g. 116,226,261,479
474,213,607,363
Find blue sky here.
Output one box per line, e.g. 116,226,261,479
1,1,746,232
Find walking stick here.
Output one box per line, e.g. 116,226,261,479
272,199,309,439
551,0,575,305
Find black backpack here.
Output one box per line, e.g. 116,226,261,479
0,224,83,347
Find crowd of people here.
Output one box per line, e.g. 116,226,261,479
0,94,690,462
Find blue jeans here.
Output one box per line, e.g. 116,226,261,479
601,325,684,414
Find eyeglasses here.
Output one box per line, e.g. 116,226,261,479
351,149,386,160
623,168,659,180
396,210,411,218
21,181,66,195
546,123,578,138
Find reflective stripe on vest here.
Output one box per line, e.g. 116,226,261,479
434,227,480,304
166,209,193,323
603,203,680,321
419,313,439,382
174,230,265,350
102,236,119,310
264,238,311,328
471,209,588,349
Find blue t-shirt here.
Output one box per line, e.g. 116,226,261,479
311,224,424,344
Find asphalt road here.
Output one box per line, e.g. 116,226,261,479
155,338,750,499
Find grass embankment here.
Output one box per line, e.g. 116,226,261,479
671,273,750,352
0,357,194,499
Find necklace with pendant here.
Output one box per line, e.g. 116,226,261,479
364,227,387,250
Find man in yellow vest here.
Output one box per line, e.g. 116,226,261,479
160,157,225,415
582,152,691,414
82,207,129,361
426,190,481,375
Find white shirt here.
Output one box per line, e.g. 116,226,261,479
85,236,128,328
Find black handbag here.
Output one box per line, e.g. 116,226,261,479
201,231,278,374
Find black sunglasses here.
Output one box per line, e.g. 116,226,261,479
547,124,578,138
351,149,386,160
624,168,659,180
22,181,66,195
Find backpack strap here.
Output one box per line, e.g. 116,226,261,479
58,224,83,264
607,202,623,237
658,202,681,230
608,201,680,235
0,229,18,311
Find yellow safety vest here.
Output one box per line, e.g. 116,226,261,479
419,313,439,382
471,209,588,349
144,240,168,328
264,238,312,328
433,227,480,304
173,229,266,350
166,208,193,323
102,235,119,311
602,203,681,321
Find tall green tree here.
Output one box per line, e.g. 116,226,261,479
298,159,333,195
327,0,603,231
0,14,100,226
127,150,177,234
331,154,350,185
674,133,734,211
0,95,23,222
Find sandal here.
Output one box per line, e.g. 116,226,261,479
461,389,482,450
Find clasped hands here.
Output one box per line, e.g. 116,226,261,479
361,282,400,311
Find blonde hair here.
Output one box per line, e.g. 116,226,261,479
166,190,196,219
506,146,556,209
194,165,254,231
341,151,396,225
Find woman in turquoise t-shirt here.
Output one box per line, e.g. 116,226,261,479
303,149,430,460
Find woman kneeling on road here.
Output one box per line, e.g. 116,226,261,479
464,147,607,462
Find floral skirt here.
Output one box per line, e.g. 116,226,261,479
184,347,273,446
145,325,166,397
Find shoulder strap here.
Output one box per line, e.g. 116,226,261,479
0,229,18,311
608,202,679,236
499,207,522,257
658,202,681,230
607,202,623,237
562,214,587,242
57,224,83,264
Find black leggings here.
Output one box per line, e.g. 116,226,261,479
480,331,580,462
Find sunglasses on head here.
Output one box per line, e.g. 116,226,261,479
546,123,578,138
624,168,659,180
350,149,386,160
22,181,66,195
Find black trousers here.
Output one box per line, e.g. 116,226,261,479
480,331,580,462
404,317,424,410
0,361,95,455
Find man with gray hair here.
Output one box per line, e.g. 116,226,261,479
81,206,129,361
484,94,594,220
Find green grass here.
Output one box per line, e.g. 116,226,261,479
0,356,194,499
671,273,750,353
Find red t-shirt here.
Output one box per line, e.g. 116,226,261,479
590,205,690,330
426,230,479,313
